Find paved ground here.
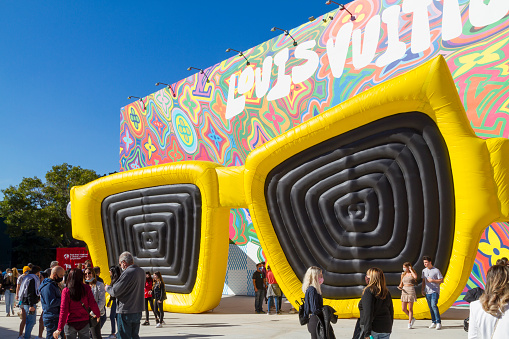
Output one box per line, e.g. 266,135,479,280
0,296,469,338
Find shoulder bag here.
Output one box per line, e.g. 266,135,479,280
80,301,99,328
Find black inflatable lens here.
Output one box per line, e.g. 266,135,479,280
101,184,201,294
265,113,455,299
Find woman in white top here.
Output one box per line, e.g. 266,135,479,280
84,267,106,339
468,264,509,339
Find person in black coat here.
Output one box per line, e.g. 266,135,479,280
152,271,167,328
302,266,324,339
359,267,394,339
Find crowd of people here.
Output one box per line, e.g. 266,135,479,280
2,253,509,338
0,251,146,339
299,256,509,339
251,261,291,315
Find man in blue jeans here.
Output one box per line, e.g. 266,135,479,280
39,266,65,339
19,265,41,339
421,256,444,330
252,263,266,314
39,266,64,339
105,252,145,339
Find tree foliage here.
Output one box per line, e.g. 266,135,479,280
0,163,101,247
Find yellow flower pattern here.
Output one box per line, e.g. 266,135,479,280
144,135,157,160
453,37,509,78
478,226,509,266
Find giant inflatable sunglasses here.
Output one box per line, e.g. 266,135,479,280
70,56,509,318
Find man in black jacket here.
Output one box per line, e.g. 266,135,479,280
20,265,41,339
252,263,266,314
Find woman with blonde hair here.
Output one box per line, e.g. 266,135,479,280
468,264,509,338
301,266,323,339
3,268,17,316
398,262,418,329
359,268,394,339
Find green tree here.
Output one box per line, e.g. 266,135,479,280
0,163,101,247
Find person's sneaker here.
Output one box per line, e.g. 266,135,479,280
267,311,270,315
156,323,162,328
289,308,297,314
429,323,436,329
160,320,166,324
6,313,9,317
142,320,150,326
410,317,416,327
436,323,442,330
408,323,412,329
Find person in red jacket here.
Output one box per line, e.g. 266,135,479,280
53,268,100,339
142,272,156,326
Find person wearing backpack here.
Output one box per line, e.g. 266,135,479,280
19,265,42,339
359,268,394,339
302,266,324,339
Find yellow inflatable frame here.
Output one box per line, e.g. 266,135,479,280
70,161,231,313
244,56,509,318
71,56,509,317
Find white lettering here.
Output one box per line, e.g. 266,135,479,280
403,0,432,54
326,22,354,78
353,15,381,69
292,40,320,84
469,0,509,27
267,48,291,101
238,67,255,95
225,74,245,119
255,56,273,98
440,0,462,41
376,7,406,67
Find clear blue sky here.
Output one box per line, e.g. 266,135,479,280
0,0,346,192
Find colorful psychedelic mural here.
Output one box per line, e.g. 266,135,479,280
119,0,509,301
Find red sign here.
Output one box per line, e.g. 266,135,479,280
56,247,91,270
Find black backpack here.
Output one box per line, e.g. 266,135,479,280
296,298,309,325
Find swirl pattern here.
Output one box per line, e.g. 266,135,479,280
101,184,201,294
118,0,509,300
265,113,455,298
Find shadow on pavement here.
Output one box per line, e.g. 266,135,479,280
0,326,20,337
143,335,223,339
171,322,239,328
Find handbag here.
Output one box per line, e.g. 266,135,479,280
80,301,99,328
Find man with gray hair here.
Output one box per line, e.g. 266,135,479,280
105,251,145,339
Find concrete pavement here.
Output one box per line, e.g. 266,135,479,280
0,295,469,338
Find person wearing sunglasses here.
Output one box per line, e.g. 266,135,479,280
83,268,105,339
